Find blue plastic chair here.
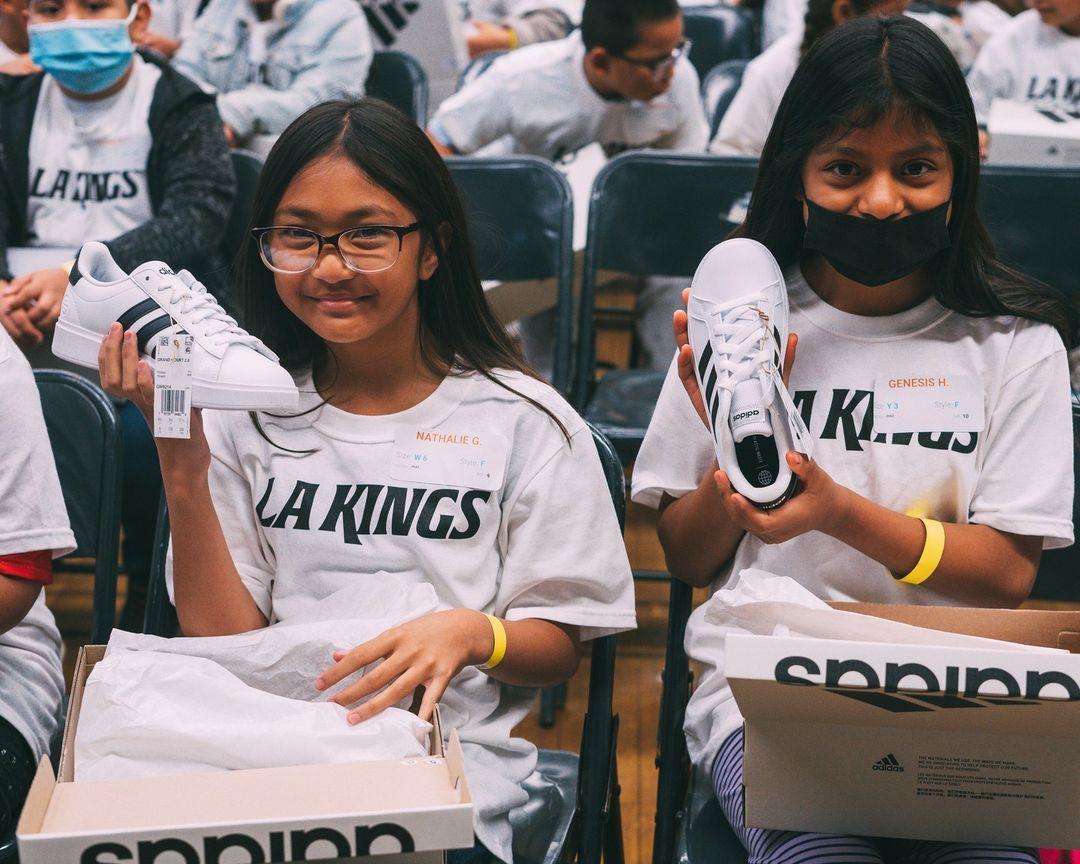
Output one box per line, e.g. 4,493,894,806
978,164,1080,299
702,59,750,139
682,6,757,82
573,152,759,463
366,49,430,125
141,426,625,864
457,50,508,90
34,370,123,645
446,156,575,396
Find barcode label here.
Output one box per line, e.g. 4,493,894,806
154,332,193,439
159,388,187,415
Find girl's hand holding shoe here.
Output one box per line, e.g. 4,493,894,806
315,609,495,725
97,323,212,480
713,452,850,545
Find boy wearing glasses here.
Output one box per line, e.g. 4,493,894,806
428,0,707,159
428,0,707,377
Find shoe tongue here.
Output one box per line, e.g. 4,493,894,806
729,379,773,443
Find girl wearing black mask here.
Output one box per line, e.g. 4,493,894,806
633,15,1075,863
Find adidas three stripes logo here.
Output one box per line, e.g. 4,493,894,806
872,753,904,772
358,0,421,48
116,298,179,356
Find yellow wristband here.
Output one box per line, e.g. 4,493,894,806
505,26,518,49
899,517,945,585
479,613,507,670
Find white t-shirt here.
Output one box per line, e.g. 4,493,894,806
169,368,637,864
0,329,76,761
967,9,1080,125
0,39,18,64
709,29,800,157
631,266,1074,773
959,0,1012,50
430,32,709,160
147,0,199,41
762,0,807,48
26,56,159,248
468,0,583,23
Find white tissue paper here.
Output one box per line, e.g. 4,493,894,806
75,579,442,781
703,568,1058,653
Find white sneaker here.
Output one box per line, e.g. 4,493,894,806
686,238,812,510
53,242,299,412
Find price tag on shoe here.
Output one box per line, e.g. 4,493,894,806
154,333,194,439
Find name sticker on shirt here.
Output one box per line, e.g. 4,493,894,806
873,373,985,434
390,427,509,491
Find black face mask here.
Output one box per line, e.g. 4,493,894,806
802,199,952,287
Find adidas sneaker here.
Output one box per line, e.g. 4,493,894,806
686,238,812,510
53,242,299,412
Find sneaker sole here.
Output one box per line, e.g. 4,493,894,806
53,319,299,413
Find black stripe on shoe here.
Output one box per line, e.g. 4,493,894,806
696,340,713,381
704,367,718,405
117,298,161,332
136,314,174,354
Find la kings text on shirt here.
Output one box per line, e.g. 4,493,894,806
792,388,978,453
255,476,491,545
29,167,143,204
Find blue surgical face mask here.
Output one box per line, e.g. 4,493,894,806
29,5,137,95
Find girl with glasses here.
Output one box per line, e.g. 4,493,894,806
96,97,636,864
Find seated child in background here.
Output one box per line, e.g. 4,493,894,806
429,0,708,377
711,0,908,157
0,324,76,844
173,0,372,149
967,0,1080,140
465,0,582,58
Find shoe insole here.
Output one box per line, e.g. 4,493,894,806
734,434,780,488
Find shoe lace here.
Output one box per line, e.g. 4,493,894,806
158,272,262,352
707,294,778,399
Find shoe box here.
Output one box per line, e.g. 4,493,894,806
17,646,474,864
988,99,1080,167
729,603,1080,846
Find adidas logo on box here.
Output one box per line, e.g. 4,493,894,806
871,753,904,772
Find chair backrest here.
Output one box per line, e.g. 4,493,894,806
1031,401,1080,601
457,49,507,90
978,164,1080,298
446,156,575,394
34,370,122,644
682,6,757,82
222,150,263,271
702,59,750,139
142,492,177,638
576,425,625,864
365,49,430,125
574,152,758,405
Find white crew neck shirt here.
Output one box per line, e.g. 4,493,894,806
27,55,159,248
631,265,1074,773
710,29,801,157
430,32,709,160
0,328,76,762
168,367,637,863
967,8,1080,125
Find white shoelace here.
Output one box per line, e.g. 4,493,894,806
154,272,266,354
705,293,777,400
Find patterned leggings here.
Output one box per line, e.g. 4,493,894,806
713,727,1040,864
0,716,36,841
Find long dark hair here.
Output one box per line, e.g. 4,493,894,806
235,98,569,437
735,16,1076,347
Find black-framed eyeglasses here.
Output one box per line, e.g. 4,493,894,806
251,223,425,274
613,38,692,81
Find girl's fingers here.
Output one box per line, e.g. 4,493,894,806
98,324,123,391
416,677,449,723
121,332,139,394
327,654,408,708
346,669,425,726
316,635,389,691
782,333,798,389
673,308,690,350
136,360,155,405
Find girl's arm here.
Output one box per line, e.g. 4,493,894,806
100,326,268,636
716,450,1042,608
657,469,746,588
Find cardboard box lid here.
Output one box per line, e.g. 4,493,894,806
18,646,474,859
989,99,1080,139
729,605,1080,736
